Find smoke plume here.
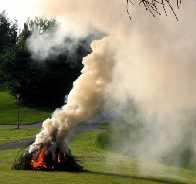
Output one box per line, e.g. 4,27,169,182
29,37,114,152
28,0,196,168
27,22,100,61
27,23,75,61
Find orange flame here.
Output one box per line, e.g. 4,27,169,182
31,147,47,169
31,146,68,170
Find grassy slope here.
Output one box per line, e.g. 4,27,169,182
0,91,51,125
0,131,195,184
0,128,38,144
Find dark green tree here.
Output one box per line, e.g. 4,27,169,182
3,17,92,106
0,11,17,52
0,11,18,88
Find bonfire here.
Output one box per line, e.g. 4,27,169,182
12,143,83,171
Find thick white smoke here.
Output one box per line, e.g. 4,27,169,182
27,22,98,61
27,23,73,61
27,0,196,168
29,37,114,152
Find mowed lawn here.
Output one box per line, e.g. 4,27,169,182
0,128,39,144
0,91,51,125
0,131,196,184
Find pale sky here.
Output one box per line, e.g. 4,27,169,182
0,0,40,27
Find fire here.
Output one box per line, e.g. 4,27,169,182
24,144,84,171
13,141,83,171
31,145,65,170
31,147,48,170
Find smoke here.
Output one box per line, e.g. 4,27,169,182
105,0,196,168
27,23,74,60
28,0,196,169
29,37,115,152
27,22,98,61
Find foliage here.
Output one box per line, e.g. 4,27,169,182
0,11,18,88
0,11,17,53
0,91,50,125
27,17,56,33
0,14,93,106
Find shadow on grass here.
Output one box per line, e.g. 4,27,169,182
85,170,187,184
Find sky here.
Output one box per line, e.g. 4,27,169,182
0,0,39,27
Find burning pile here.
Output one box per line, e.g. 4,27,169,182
13,38,114,172
13,143,83,171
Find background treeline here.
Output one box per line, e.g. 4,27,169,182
0,11,96,106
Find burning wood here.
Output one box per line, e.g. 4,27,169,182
12,144,83,172
31,147,48,169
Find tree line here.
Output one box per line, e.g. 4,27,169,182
0,11,95,106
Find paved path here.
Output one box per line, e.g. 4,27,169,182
0,139,34,151
0,121,105,151
0,122,42,129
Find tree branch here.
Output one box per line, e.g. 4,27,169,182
126,0,182,21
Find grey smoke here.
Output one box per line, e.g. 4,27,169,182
26,0,196,169
27,23,81,61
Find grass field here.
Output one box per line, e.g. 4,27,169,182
0,91,51,125
0,91,196,183
0,128,38,144
0,131,196,184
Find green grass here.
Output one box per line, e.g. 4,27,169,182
0,128,39,144
0,91,51,125
0,131,196,184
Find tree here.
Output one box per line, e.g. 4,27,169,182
0,11,17,52
2,17,92,106
0,11,18,88
27,17,56,34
